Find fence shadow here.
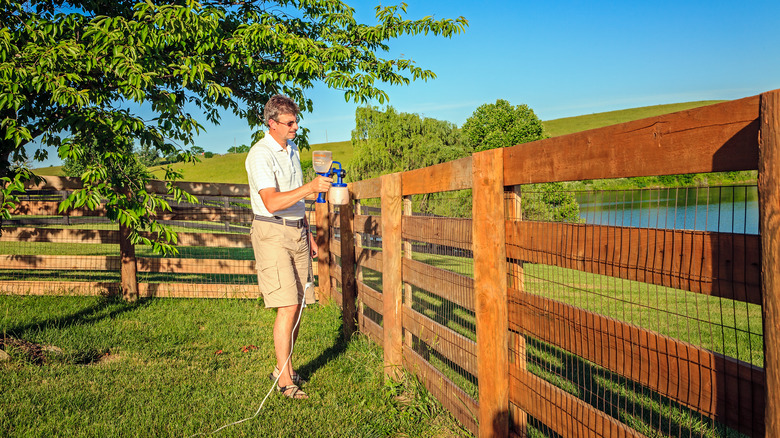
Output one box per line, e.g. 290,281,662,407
296,320,350,381
524,336,739,437
3,295,151,338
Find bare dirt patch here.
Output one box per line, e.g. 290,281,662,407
0,336,50,365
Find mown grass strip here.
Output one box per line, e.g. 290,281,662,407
0,295,467,438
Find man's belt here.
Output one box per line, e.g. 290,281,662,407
254,214,306,228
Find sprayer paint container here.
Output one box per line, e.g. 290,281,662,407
329,182,349,206
312,150,332,174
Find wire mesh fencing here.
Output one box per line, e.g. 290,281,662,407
1,189,122,296
353,200,384,343
133,193,257,298
402,191,477,399
0,183,316,300
506,183,763,438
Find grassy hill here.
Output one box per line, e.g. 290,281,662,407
34,140,355,184
147,153,250,184
33,101,726,183
542,100,725,137
32,165,64,176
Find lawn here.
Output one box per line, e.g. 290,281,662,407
0,295,469,438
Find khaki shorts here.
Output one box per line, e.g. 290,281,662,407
250,220,315,308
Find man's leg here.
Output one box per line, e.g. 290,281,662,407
274,303,303,388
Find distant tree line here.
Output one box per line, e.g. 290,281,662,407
351,99,580,222
63,144,216,177
228,145,251,154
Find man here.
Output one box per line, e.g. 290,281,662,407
245,95,332,400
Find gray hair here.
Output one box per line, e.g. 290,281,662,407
264,95,299,126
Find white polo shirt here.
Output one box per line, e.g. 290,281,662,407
245,132,305,219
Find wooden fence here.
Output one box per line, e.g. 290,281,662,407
1,89,778,437
1,178,318,301
316,90,780,437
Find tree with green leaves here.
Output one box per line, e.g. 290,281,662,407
350,106,470,217
461,99,546,152
227,144,250,154
62,130,145,179
135,143,161,167
461,99,580,222
0,0,467,252
350,106,466,181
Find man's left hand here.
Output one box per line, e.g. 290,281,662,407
309,232,318,259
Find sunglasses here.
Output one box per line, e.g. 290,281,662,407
273,118,299,127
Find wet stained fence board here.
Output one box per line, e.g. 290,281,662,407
403,306,478,377
402,258,474,311
510,368,645,438
403,345,479,435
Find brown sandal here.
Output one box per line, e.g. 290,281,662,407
277,384,308,400
269,366,306,386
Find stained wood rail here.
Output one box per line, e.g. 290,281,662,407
505,221,762,305
503,95,760,185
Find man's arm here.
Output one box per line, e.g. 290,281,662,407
259,175,333,214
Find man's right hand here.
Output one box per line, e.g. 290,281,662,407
310,175,333,194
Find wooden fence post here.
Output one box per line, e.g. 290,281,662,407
119,223,138,301
340,192,357,339
403,195,413,350
316,201,331,302
508,185,527,437
473,148,509,438
381,172,403,379
760,89,780,436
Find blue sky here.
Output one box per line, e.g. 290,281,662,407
37,0,780,166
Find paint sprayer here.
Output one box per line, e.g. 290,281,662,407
312,150,348,205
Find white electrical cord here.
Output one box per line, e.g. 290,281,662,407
190,225,315,437
190,302,305,437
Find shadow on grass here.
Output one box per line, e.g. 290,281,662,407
524,337,745,438
296,319,350,381
4,295,152,339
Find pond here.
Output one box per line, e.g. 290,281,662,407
575,185,759,234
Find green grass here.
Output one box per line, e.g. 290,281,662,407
524,338,744,438
522,263,764,367
0,295,469,438
148,153,251,184
31,165,64,176
542,101,726,137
